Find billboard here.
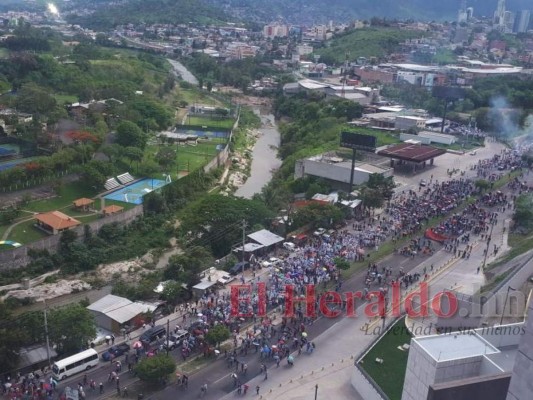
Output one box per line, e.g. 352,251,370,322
432,86,466,101
340,132,377,151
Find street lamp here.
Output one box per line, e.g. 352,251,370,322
314,384,318,400
499,286,516,326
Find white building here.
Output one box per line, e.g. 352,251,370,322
402,324,524,400
294,154,393,188
263,23,289,38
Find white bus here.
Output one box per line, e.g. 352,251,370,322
52,349,99,380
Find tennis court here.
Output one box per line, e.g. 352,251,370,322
0,156,39,172
104,178,170,204
0,144,19,158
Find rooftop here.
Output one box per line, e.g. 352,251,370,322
415,334,499,362
35,211,81,230
377,143,446,162
247,229,284,247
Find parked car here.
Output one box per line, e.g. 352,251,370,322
218,274,235,285
140,325,166,345
313,228,326,236
469,150,477,155
419,179,427,187
161,330,189,350
101,343,131,361
229,261,250,275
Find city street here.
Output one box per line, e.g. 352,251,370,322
53,140,526,400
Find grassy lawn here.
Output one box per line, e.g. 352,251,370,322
186,116,234,130
24,182,98,212
481,268,515,294
486,233,533,272
178,88,219,106
361,318,412,400
7,219,47,244
145,141,223,175
54,94,78,105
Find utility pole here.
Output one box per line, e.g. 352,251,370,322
166,319,170,355
241,219,247,274
43,300,51,368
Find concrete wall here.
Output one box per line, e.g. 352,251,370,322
302,160,371,185
0,205,143,271
507,302,533,400
429,373,511,400
351,365,387,400
402,339,438,400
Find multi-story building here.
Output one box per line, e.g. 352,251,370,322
263,23,289,39
513,10,531,33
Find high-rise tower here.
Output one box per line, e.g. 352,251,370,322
458,0,468,23
494,0,506,27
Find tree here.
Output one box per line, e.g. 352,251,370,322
163,246,213,285
360,187,384,210
156,147,176,170
124,146,144,172
291,203,343,230
116,121,147,149
474,179,490,193
205,324,230,347
160,281,188,305
48,303,96,354
366,173,395,200
179,196,274,257
0,303,27,374
135,354,176,384
333,257,350,270
513,194,533,232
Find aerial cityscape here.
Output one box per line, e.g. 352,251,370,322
0,0,532,400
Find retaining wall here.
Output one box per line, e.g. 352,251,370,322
0,205,143,271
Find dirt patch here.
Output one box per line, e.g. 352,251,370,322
4,279,91,302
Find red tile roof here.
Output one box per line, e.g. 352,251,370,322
35,211,81,230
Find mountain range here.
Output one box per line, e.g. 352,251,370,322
209,0,533,24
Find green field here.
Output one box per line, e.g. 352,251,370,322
145,140,224,174
54,94,78,105
361,318,412,400
8,219,48,244
24,182,98,212
186,116,235,130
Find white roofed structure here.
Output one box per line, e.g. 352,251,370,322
247,229,284,247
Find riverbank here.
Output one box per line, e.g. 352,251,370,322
234,109,281,198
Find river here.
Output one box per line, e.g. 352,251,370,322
235,108,282,198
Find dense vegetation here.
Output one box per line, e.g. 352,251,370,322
314,28,427,65
184,53,278,92
66,0,228,30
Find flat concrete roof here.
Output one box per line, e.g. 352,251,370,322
416,334,499,362
377,143,446,162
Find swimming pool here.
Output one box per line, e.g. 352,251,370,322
104,178,170,204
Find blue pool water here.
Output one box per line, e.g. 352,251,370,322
104,178,169,204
